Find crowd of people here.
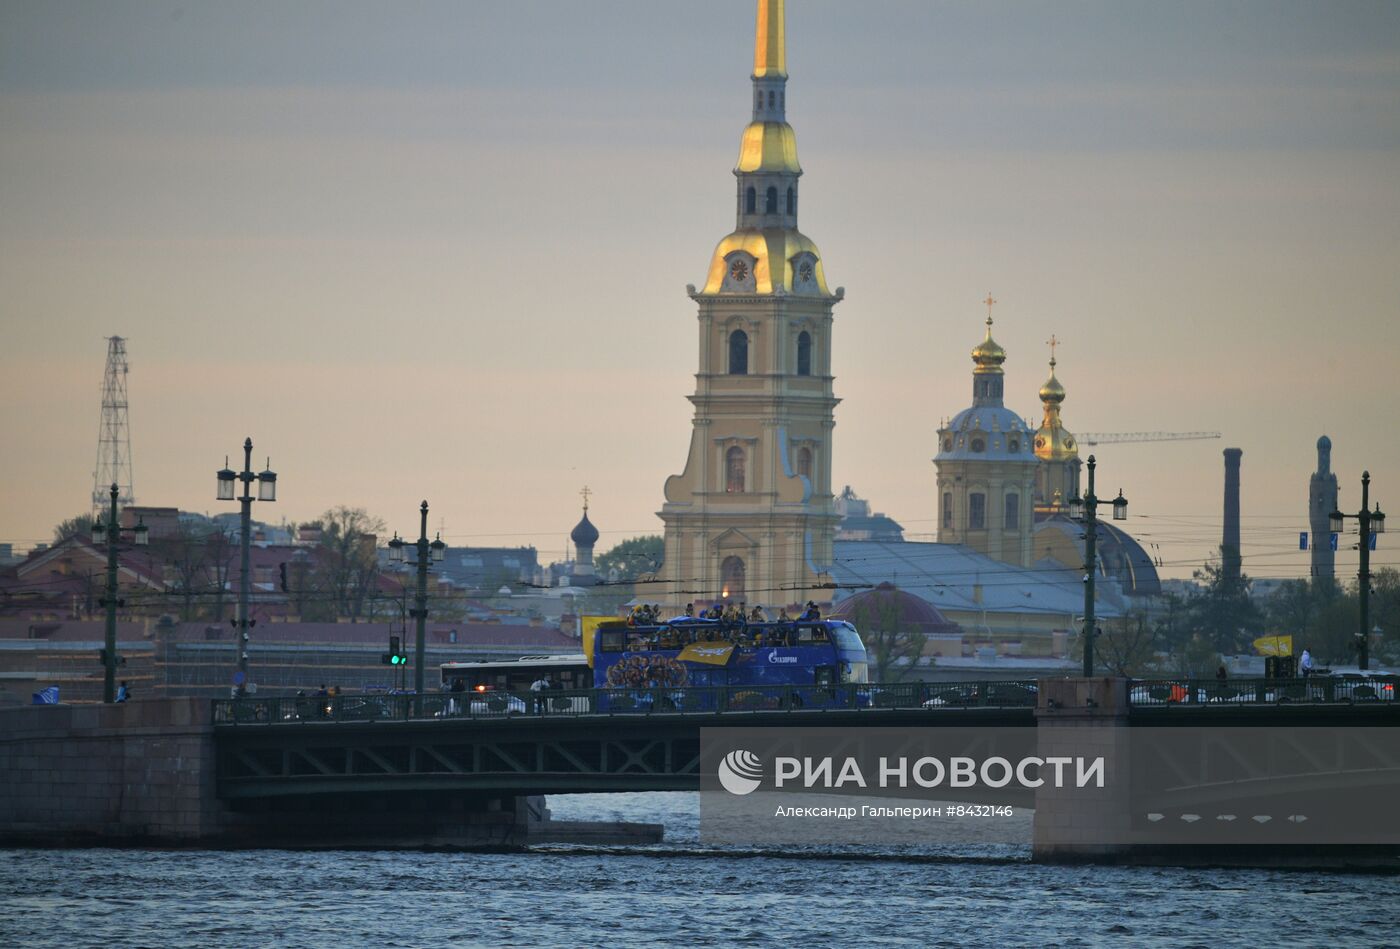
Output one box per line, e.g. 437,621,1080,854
627,600,822,627
617,600,828,649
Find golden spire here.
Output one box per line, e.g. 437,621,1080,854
754,0,787,78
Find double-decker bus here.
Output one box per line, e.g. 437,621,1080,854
438,618,870,714
590,617,869,711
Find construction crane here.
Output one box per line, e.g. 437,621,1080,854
1076,431,1221,447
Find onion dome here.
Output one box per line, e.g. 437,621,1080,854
971,313,1007,374
1039,356,1066,404
570,510,599,548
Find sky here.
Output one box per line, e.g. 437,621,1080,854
2,0,1398,583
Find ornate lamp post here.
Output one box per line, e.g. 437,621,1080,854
216,438,277,694
91,483,149,702
388,500,445,713
1068,454,1128,677
1330,471,1386,670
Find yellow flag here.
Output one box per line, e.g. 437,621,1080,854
1253,634,1293,657
678,642,736,666
580,615,621,668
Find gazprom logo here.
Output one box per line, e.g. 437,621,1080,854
717,750,764,795
767,652,798,664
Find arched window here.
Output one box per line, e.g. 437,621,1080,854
726,447,746,493
755,91,762,111
1008,438,1020,453
942,492,953,528
1004,494,1020,530
796,331,812,376
765,186,778,214
728,330,748,375
971,438,986,453
721,555,746,602
786,186,795,215
969,493,987,530
745,187,756,214
796,447,812,479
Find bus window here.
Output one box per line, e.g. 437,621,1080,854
598,630,626,653
814,666,835,687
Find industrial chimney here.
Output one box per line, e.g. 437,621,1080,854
1222,448,1243,582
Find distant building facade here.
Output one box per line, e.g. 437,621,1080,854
834,486,904,543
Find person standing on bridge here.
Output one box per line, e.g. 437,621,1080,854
530,674,548,714
1300,647,1314,678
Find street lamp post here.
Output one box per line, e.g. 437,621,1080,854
1068,454,1129,678
216,438,277,695
1330,471,1386,671
388,501,445,714
91,483,149,702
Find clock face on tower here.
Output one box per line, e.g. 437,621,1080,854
798,261,813,283
730,259,749,282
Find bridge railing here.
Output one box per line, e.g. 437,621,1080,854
210,679,1043,725
1127,676,1397,706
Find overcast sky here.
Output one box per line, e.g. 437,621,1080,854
2,0,1398,583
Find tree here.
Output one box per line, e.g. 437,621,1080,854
52,513,94,544
595,535,664,583
1095,610,1158,677
150,521,236,621
848,593,927,684
1183,560,1263,654
1370,568,1400,664
310,506,386,622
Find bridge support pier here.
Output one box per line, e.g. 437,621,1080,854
1032,677,1132,863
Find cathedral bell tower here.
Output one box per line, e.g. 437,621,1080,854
1032,336,1082,514
659,0,841,612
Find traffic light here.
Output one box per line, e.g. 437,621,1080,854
381,635,407,666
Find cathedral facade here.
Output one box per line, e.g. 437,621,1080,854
933,305,1038,567
658,0,840,613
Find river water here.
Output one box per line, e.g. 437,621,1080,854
2,793,1395,948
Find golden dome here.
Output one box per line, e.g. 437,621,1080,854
1039,359,1066,404
736,121,802,174
701,227,829,295
971,315,1007,374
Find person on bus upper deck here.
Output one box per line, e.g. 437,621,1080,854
684,602,695,619
749,605,766,623
802,601,821,621
778,607,791,623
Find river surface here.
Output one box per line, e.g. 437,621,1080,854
2,792,1396,948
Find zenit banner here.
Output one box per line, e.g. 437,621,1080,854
699,726,1400,847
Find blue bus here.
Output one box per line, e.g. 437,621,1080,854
590,618,869,711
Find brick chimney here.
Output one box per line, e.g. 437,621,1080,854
1222,448,1243,582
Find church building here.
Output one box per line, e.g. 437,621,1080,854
934,301,1038,567
658,0,840,613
